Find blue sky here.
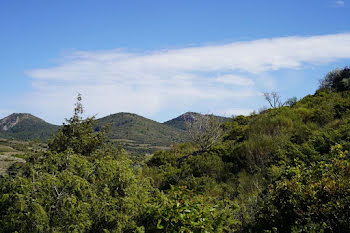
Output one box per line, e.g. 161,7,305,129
1,0,350,124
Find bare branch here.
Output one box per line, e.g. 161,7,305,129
263,92,285,109
185,113,223,152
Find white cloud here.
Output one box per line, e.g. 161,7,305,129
335,0,345,7
26,33,350,123
220,108,255,117
215,74,254,86
29,33,350,78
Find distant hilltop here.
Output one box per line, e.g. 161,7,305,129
0,113,59,141
0,112,228,154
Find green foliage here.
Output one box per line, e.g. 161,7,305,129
0,95,150,232
48,95,107,156
144,73,350,232
284,96,297,107
0,113,59,141
2,67,350,232
319,67,350,92
96,112,188,155
143,186,240,233
252,145,350,232
164,112,228,131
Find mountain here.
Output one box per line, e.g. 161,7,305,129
163,112,229,130
0,111,228,154
96,112,187,154
0,113,59,141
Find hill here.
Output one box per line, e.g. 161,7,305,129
163,112,229,130
0,113,59,141
0,112,228,154
96,112,188,154
144,67,350,231
1,67,350,232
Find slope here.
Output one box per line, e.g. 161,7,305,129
96,112,187,154
0,113,59,141
163,112,229,130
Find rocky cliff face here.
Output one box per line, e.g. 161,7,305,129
0,113,59,141
0,113,31,131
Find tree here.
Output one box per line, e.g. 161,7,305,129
0,95,150,232
48,94,107,156
284,96,297,107
185,113,223,153
251,145,350,232
143,185,239,232
263,92,284,109
319,67,350,92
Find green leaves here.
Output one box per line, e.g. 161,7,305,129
146,186,218,232
0,95,151,232
254,145,350,232
140,185,241,232
48,96,107,156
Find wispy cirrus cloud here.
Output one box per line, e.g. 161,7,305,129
215,75,254,86
26,33,350,123
219,108,255,117
335,0,345,7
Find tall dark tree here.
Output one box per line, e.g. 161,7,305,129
319,67,350,92
48,94,107,156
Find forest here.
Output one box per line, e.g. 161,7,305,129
0,67,350,232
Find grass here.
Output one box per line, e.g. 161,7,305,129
0,138,40,175
0,154,26,176
0,145,17,153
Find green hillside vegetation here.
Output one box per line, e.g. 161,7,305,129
0,138,44,176
0,97,151,232
0,67,349,232
0,111,229,155
143,67,350,232
0,113,59,141
96,112,188,154
164,112,228,130
1,112,227,155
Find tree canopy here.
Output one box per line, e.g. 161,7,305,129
0,96,150,232
1,68,350,232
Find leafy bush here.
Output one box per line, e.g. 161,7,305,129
0,96,151,232
252,145,350,232
143,186,240,233
319,67,350,92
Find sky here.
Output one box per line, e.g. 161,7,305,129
1,0,350,124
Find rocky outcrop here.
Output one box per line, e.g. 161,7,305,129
0,114,25,131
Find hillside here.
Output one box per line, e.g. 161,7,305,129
1,68,350,232
96,112,188,154
163,112,229,130
143,67,350,232
0,113,59,141
0,112,229,154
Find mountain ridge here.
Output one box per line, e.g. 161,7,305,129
0,111,230,154
164,112,229,130
0,113,60,141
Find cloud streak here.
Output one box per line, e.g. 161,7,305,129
335,0,345,7
26,33,350,123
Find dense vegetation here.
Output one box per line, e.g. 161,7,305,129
163,112,228,130
0,68,350,232
0,113,59,141
0,111,225,155
96,112,187,154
